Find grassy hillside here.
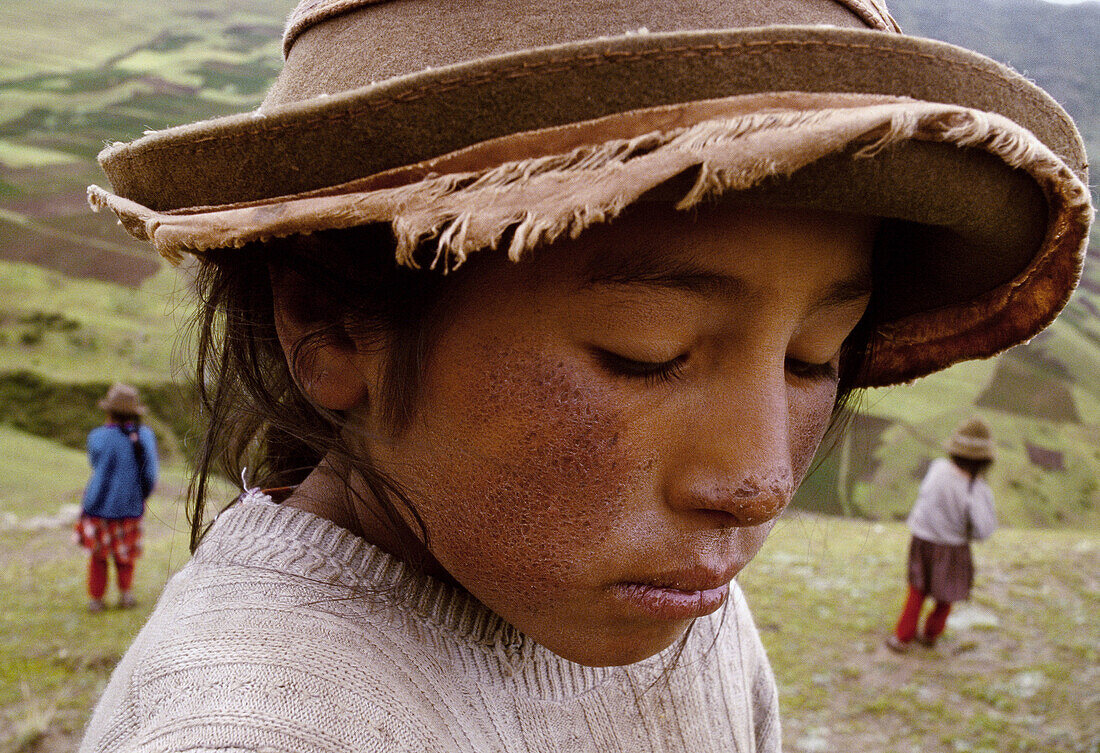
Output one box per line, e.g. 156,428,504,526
0,423,237,752
0,0,283,282
743,514,1099,753
0,258,186,382
794,251,1100,531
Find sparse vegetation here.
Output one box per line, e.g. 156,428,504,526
742,514,1100,753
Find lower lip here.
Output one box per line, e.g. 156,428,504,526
612,582,730,620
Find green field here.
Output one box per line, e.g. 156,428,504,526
0,424,235,753
743,515,1099,753
0,259,187,383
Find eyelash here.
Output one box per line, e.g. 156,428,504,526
595,350,688,385
785,357,840,383
595,351,839,386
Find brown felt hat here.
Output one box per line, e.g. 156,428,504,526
87,0,1093,387
945,417,995,461
98,383,147,416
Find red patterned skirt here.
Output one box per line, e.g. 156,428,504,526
74,515,143,564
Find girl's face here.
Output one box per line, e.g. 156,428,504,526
356,203,874,666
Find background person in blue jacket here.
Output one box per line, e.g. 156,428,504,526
74,383,158,612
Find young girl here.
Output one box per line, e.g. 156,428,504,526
887,417,997,653
81,0,1090,750
75,383,158,613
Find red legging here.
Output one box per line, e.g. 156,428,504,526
87,555,134,600
894,584,952,643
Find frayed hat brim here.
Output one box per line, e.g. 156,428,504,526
89,93,1092,387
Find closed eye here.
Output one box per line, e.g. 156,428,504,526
594,349,688,386
785,356,839,383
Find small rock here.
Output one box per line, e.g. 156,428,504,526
795,727,830,753
1008,670,1046,699
947,603,1000,630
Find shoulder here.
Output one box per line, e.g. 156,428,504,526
924,458,962,489
83,562,460,753
928,457,953,478
88,426,112,441
86,426,118,450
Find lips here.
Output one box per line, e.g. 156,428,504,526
611,582,730,620
611,565,739,620
637,565,739,593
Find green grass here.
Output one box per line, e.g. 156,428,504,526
0,426,89,518
0,0,283,80
741,514,1100,753
0,438,194,750
0,139,80,169
0,496,193,751
0,428,234,750
0,425,195,520
0,258,186,382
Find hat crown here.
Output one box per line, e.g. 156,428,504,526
957,417,992,441
946,417,995,461
99,382,146,415
273,0,900,107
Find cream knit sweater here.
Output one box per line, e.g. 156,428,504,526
80,491,780,753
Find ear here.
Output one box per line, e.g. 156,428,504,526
270,266,373,411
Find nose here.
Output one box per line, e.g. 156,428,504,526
664,367,795,527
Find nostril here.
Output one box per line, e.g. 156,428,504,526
686,474,794,527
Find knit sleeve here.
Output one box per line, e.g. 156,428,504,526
967,484,997,541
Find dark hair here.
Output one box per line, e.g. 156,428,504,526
949,454,993,489
188,224,450,553
108,411,142,425
187,222,878,553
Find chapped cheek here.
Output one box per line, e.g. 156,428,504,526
429,348,633,616
788,384,838,487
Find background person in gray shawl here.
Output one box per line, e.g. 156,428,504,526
887,418,997,652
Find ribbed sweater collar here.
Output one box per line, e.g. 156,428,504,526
193,490,686,698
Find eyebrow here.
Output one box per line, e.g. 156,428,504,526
584,257,872,312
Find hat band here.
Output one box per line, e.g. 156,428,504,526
946,436,995,460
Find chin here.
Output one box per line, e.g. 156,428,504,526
546,622,690,667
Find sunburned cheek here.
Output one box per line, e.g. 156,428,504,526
788,384,839,487
422,346,633,617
